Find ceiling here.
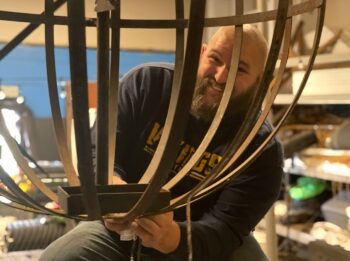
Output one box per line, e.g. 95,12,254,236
0,0,350,51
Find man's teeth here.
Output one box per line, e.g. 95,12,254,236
211,85,223,91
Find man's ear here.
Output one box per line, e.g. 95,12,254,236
200,44,207,56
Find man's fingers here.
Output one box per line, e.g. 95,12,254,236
130,221,154,247
134,218,160,234
104,219,130,234
143,212,173,227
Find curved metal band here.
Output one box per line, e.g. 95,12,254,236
0,186,43,213
108,1,121,183
0,0,322,28
163,0,244,191
67,0,101,220
168,0,290,210
0,112,58,202
96,10,111,185
0,201,46,215
175,0,245,208
44,0,80,186
0,186,49,214
105,0,204,221
211,17,293,182
190,0,327,205
0,166,65,216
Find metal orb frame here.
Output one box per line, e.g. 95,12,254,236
0,0,326,222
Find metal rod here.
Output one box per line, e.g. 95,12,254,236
0,0,322,28
96,10,111,185
0,112,58,202
168,0,289,210
109,0,206,222
67,0,101,220
0,0,67,60
107,2,121,184
164,0,244,191
44,0,80,186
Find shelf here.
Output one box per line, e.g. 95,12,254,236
256,220,315,245
286,166,350,184
274,94,350,105
275,223,315,245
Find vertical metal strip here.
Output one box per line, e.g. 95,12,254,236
44,0,80,186
210,0,289,175
108,1,121,184
111,0,206,221
212,17,293,181
193,0,327,203
67,0,101,220
138,0,185,185
164,0,243,190
169,0,290,209
96,10,111,185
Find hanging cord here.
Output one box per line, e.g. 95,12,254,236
136,238,142,261
130,236,138,261
128,235,142,261
186,199,193,261
15,137,50,178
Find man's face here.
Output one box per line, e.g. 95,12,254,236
191,29,264,122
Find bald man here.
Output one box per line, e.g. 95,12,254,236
40,25,282,261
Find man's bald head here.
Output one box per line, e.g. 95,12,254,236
192,25,268,123
208,25,268,78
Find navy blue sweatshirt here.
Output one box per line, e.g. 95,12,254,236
93,63,284,260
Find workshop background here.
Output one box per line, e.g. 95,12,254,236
0,0,350,260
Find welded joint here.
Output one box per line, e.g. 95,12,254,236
95,0,115,12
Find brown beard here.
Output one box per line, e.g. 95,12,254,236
190,76,256,124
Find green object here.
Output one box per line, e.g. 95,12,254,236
289,177,327,200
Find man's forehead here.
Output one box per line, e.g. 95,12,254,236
209,40,254,69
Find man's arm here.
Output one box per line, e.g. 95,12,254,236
168,138,284,260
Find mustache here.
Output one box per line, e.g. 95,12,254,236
196,77,225,93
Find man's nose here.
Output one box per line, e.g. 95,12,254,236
214,67,228,84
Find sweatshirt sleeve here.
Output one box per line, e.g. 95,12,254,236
167,137,284,261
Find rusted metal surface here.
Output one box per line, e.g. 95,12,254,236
0,0,326,221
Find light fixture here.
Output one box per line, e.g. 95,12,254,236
16,95,24,104
0,90,6,100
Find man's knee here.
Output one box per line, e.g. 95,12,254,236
39,220,127,261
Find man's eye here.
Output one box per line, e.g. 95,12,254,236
238,67,247,73
209,56,220,63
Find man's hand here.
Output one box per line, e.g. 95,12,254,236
104,212,180,254
130,212,180,254
104,219,131,235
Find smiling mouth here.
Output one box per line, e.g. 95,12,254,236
209,85,224,92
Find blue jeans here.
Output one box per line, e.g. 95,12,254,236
39,220,267,261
